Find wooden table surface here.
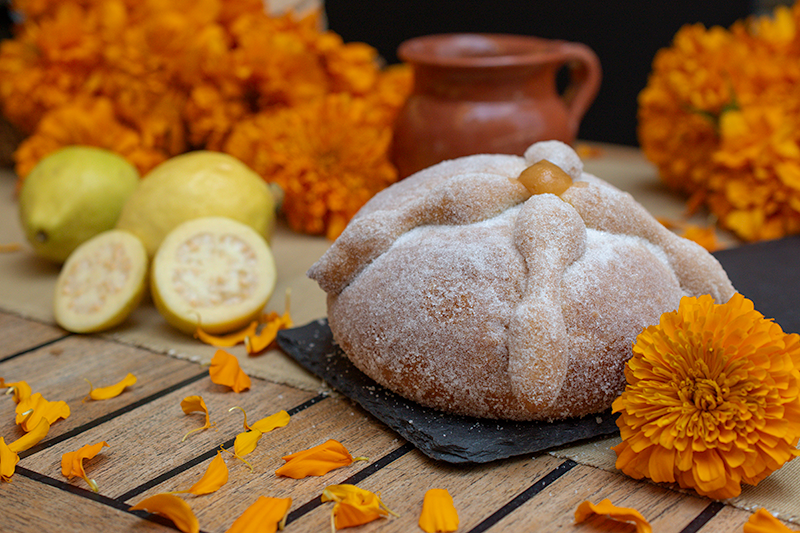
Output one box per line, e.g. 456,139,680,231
0,310,773,533
0,144,790,532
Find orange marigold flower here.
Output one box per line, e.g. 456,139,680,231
744,508,799,533
130,493,199,533
13,98,170,182
223,93,399,240
574,499,652,533
61,441,110,492
638,5,800,242
209,349,251,393
225,496,292,533
419,488,459,533
276,439,364,479
612,293,800,499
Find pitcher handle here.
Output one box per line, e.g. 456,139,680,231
555,42,602,139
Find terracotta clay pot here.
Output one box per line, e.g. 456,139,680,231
391,33,602,178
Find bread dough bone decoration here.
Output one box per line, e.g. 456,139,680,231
308,141,735,421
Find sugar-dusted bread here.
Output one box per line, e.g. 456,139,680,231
308,141,735,421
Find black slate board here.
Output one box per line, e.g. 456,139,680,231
712,235,800,334
277,235,799,464
277,319,619,464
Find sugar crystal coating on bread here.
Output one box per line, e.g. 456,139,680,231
308,141,736,421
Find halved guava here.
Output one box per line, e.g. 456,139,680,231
151,216,277,335
54,230,148,333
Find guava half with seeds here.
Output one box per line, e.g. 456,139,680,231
150,216,277,335
54,229,148,333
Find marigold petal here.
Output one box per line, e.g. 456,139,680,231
419,488,459,533
245,311,292,355
0,438,20,482
574,499,652,533
276,439,354,479
180,395,212,441
16,393,70,432
225,496,292,533
130,493,200,533
234,430,262,458
4,380,32,403
743,508,798,533
250,410,290,433
176,451,228,495
87,373,137,400
209,350,251,392
8,418,50,453
321,484,392,530
61,441,109,492
196,321,258,347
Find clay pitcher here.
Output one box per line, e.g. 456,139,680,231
391,33,602,178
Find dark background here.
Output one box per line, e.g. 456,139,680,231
324,1,752,146
1,1,755,146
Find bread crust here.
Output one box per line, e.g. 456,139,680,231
308,142,735,420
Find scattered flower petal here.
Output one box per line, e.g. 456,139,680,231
321,484,396,531
85,373,137,401
230,406,291,434
15,392,70,432
61,441,109,492
180,395,212,442
612,293,800,499
419,488,459,533
250,410,291,434
744,508,799,533
0,419,51,483
245,294,293,355
574,499,652,533
4,380,32,403
225,496,292,533
8,418,50,453
130,493,199,533
195,321,258,348
209,350,251,392
0,438,20,482
276,439,361,479
233,430,263,462
174,451,228,496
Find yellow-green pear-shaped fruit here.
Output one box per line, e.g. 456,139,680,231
54,230,148,333
116,151,275,257
151,216,277,334
19,146,140,263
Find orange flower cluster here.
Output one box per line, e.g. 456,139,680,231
0,0,412,239
639,3,800,241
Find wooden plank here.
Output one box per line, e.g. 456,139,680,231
0,335,206,443
0,473,171,533
481,464,709,532
289,450,566,533
0,311,66,359
18,374,317,499
122,397,407,533
698,504,799,532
